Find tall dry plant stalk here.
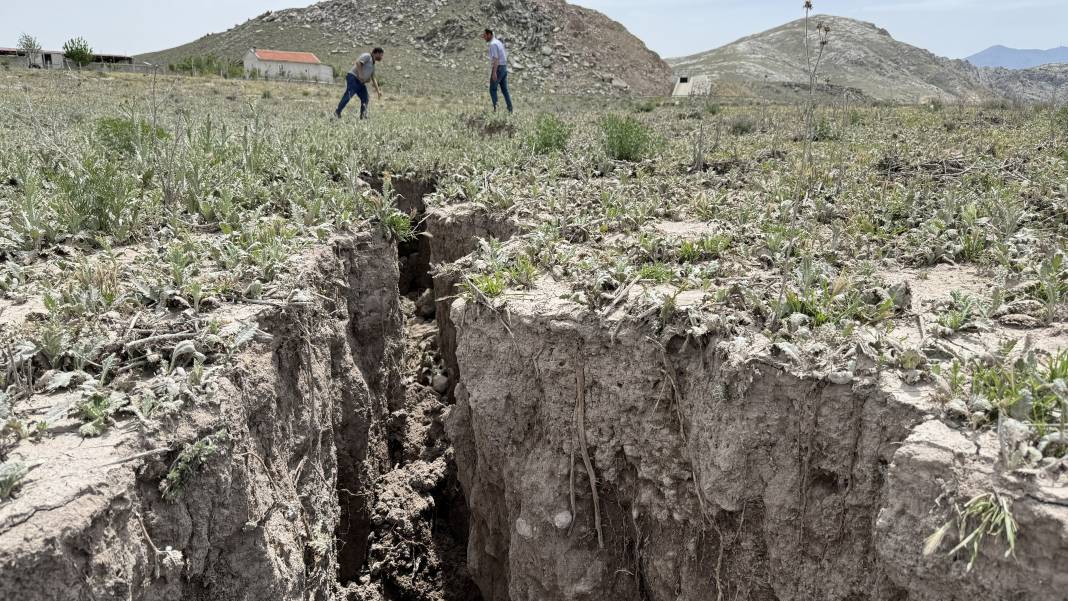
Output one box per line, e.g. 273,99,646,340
771,1,832,330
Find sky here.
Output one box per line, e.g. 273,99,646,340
0,0,1065,59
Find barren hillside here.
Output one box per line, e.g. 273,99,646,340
669,15,993,102
669,15,1068,103
137,0,673,96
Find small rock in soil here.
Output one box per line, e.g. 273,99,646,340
432,373,449,394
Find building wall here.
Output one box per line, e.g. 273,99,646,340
243,52,333,83
672,75,712,97
31,52,65,69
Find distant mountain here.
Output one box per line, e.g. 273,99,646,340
668,15,993,103
968,45,1068,69
138,0,673,96
668,16,1066,104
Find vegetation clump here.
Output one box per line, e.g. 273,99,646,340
529,114,572,154
62,37,94,68
600,114,655,162
160,430,230,502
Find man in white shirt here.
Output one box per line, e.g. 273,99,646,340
481,29,513,113
336,47,384,119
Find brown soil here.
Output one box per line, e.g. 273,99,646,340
4,185,1067,601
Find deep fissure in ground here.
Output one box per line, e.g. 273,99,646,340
337,178,481,601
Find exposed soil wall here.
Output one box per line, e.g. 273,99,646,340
425,203,520,400
446,294,925,601
444,288,1068,601
0,234,402,601
877,421,1068,601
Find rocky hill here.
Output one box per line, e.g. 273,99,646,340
968,45,1068,70
979,62,1068,103
137,0,673,96
668,15,996,103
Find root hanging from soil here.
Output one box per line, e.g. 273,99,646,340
571,356,604,549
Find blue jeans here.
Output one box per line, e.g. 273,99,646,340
490,65,513,113
337,73,369,119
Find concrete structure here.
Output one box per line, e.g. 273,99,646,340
0,48,133,70
243,48,333,83
672,74,712,97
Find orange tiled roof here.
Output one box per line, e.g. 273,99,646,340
253,49,322,65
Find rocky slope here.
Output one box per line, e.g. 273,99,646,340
978,63,1068,103
669,15,993,103
669,15,1068,103
138,0,673,96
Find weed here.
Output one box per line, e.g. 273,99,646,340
529,114,572,154
160,430,229,502
634,99,658,113
936,291,983,334
94,116,169,156
1034,251,1066,324
508,254,538,289
465,272,508,298
0,459,41,500
728,115,757,136
600,115,654,162
970,349,1068,434
52,153,144,242
638,263,675,284
678,235,731,263
75,389,127,437
45,255,125,318
925,492,1017,571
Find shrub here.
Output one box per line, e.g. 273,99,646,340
728,115,757,136
634,99,658,113
62,37,94,68
600,114,654,162
704,102,722,116
812,117,840,141
52,153,143,241
529,114,571,154
94,116,169,156
1056,106,1068,132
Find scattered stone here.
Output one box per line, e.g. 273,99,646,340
432,373,449,394
828,370,854,385
944,398,970,420
552,510,573,530
515,517,534,539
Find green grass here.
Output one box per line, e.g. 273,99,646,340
925,492,1018,572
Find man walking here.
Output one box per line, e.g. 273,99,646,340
336,47,384,119
482,30,513,113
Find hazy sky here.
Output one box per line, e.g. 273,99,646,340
1,0,1065,59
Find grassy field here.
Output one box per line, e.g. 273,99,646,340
1,66,1067,514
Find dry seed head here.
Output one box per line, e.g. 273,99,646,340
804,1,813,9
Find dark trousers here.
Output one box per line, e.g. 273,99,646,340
336,73,369,119
490,65,513,113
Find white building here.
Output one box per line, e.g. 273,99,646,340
0,47,133,70
672,74,713,97
243,48,333,83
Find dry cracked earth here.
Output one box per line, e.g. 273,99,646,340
1,71,1068,601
